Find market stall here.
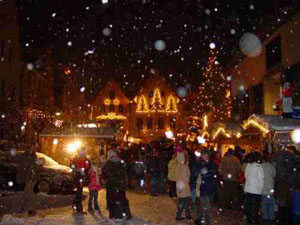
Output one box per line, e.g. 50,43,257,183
242,114,300,153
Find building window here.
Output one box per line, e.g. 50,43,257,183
284,62,300,106
118,104,124,113
266,35,282,71
100,104,106,113
109,91,115,99
158,117,164,130
0,40,4,57
170,117,176,129
149,91,153,97
137,118,143,130
251,83,264,114
284,62,300,84
147,117,153,129
109,104,115,113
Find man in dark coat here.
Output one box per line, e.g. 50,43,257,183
147,150,161,196
219,148,241,209
16,142,41,216
274,145,300,224
103,150,132,219
70,148,91,214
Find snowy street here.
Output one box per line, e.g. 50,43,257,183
0,189,246,225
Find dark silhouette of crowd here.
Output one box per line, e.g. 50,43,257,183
8,139,299,224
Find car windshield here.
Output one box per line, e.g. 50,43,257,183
36,152,59,167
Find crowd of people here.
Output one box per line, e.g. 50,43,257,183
11,140,300,224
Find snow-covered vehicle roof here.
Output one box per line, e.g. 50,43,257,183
36,152,72,173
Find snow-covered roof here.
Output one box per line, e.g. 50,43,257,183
243,114,300,132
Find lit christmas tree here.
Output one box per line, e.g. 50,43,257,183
192,50,231,122
150,88,164,112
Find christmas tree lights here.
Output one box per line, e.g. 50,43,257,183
166,95,178,113
192,50,231,122
136,95,149,113
150,88,164,112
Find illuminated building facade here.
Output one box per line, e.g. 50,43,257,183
0,0,21,140
230,10,300,120
90,78,131,132
130,72,187,142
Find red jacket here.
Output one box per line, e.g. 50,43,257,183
88,166,101,191
73,157,90,170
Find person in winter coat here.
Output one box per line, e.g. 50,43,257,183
261,154,276,222
274,145,300,224
244,152,264,224
220,148,241,209
195,149,218,225
102,150,132,220
168,152,178,198
88,162,101,213
70,148,91,214
147,151,161,196
16,142,42,216
175,151,192,221
188,146,198,208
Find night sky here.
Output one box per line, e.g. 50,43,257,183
16,0,294,100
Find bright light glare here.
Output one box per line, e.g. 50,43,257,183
165,130,174,139
67,140,82,153
291,129,300,144
197,136,206,144
53,138,58,145
74,140,82,148
195,151,201,157
67,143,77,153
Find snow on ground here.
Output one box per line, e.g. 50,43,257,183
0,189,246,225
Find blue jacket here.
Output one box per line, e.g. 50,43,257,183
199,160,218,197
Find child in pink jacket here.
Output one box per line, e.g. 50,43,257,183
88,163,101,213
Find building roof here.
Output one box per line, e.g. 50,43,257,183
243,114,300,132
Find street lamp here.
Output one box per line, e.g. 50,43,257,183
67,140,82,153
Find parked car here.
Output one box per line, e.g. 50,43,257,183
0,150,74,194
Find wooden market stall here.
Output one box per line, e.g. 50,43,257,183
242,114,300,153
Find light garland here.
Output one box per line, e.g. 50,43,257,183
212,127,231,140
136,90,178,114
242,119,269,136
104,99,111,105
203,114,208,129
165,95,178,113
96,112,127,120
150,88,164,112
136,95,149,113
113,98,120,105
201,131,210,138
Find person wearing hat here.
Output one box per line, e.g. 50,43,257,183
70,147,91,214
194,149,218,225
102,149,132,220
